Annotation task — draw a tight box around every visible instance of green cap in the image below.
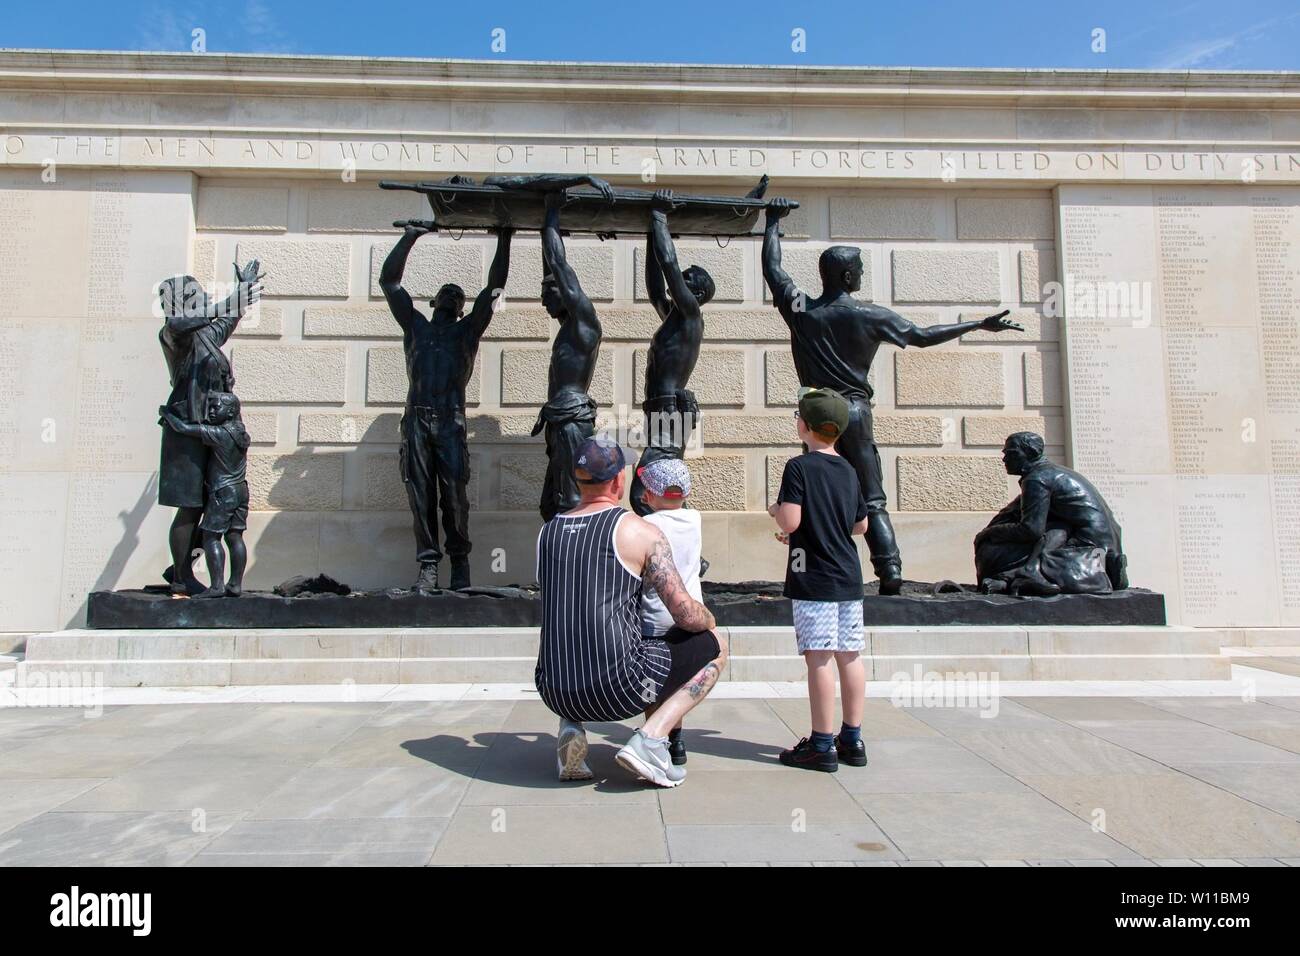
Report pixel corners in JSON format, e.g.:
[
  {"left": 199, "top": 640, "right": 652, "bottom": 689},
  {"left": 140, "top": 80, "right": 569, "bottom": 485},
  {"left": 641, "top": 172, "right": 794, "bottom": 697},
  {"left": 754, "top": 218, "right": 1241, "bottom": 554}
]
[{"left": 797, "top": 387, "right": 850, "bottom": 437}]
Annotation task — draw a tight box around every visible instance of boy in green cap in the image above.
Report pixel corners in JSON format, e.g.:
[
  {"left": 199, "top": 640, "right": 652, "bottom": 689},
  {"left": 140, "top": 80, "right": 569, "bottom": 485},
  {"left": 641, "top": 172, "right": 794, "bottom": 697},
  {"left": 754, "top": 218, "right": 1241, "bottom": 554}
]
[{"left": 768, "top": 387, "right": 871, "bottom": 772}]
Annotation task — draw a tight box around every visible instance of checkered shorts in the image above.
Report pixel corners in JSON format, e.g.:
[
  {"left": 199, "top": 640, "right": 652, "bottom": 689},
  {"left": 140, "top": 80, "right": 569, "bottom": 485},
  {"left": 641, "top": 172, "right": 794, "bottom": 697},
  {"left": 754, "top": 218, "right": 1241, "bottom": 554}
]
[{"left": 792, "top": 599, "right": 865, "bottom": 654}]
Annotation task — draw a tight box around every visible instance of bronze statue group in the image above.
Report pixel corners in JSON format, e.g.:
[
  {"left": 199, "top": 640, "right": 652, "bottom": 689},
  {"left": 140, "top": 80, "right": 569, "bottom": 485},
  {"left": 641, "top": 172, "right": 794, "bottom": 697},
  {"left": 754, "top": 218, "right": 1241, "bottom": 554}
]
[{"left": 154, "top": 174, "right": 1128, "bottom": 784}]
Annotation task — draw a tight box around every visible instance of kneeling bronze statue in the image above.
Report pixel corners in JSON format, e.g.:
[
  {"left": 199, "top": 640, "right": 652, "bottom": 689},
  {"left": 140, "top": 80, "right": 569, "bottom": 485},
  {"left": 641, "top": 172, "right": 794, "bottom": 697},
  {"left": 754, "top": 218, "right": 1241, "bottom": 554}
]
[{"left": 975, "top": 432, "right": 1128, "bottom": 597}]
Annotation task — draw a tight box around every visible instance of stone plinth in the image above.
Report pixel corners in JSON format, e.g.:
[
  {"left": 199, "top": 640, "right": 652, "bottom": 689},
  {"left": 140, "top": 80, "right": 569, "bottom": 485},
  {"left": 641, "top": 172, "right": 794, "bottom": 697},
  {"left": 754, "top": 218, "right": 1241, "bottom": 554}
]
[{"left": 84, "top": 581, "right": 1166, "bottom": 630}]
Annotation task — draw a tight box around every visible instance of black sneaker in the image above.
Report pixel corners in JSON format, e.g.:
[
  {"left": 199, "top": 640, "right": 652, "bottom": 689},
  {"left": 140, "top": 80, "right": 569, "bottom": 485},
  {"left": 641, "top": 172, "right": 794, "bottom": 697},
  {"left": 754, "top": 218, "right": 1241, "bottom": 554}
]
[
  {"left": 668, "top": 734, "right": 687, "bottom": 766},
  {"left": 779, "top": 738, "right": 838, "bottom": 773},
  {"left": 835, "top": 736, "right": 868, "bottom": 767}
]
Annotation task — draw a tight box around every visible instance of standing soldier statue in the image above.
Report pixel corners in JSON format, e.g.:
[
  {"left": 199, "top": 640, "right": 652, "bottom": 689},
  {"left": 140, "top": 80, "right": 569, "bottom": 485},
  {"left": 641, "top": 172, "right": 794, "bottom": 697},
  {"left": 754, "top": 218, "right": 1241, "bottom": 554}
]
[
  {"left": 379, "top": 219, "right": 513, "bottom": 592},
  {"left": 762, "top": 199, "right": 1022, "bottom": 594}
]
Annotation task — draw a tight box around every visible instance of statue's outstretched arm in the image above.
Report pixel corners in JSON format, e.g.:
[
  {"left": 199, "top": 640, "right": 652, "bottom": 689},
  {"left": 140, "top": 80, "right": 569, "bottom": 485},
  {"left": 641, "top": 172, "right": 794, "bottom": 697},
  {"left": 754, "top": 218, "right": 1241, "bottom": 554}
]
[
  {"left": 905, "top": 310, "right": 1022, "bottom": 348},
  {"left": 644, "top": 227, "right": 670, "bottom": 321},
  {"left": 486, "top": 173, "right": 614, "bottom": 202},
  {"left": 381, "top": 225, "right": 427, "bottom": 331},
  {"left": 649, "top": 192, "right": 699, "bottom": 321},
  {"left": 541, "top": 193, "right": 593, "bottom": 322},
  {"left": 464, "top": 227, "right": 514, "bottom": 340},
  {"left": 762, "top": 201, "right": 802, "bottom": 319}
]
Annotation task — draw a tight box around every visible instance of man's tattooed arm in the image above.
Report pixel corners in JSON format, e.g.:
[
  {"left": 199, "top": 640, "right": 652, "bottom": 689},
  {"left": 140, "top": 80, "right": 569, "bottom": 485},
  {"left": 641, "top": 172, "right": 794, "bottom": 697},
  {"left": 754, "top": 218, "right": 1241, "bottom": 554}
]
[{"left": 643, "top": 530, "right": 715, "bottom": 633}]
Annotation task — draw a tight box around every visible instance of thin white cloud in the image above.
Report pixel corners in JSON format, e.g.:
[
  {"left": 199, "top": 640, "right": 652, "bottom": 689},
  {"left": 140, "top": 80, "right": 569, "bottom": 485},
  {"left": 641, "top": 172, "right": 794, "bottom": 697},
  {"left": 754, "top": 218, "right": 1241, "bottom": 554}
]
[
  {"left": 239, "top": 0, "right": 298, "bottom": 53},
  {"left": 1157, "top": 35, "right": 1239, "bottom": 69},
  {"left": 133, "top": 0, "right": 298, "bottom": 54},
  {"left": 1153, "top": 11, "right": 1300, "bottom": 69},
  {"left": 134, "top": 5, "right": 201, "bottom": 52}
]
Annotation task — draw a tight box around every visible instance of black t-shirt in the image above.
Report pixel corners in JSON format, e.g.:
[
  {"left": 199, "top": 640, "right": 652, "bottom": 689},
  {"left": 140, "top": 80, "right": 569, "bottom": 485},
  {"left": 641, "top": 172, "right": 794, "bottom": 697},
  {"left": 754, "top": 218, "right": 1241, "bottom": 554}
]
[{"left": 778, "top": 451, "right": 869, "bottom": 601}]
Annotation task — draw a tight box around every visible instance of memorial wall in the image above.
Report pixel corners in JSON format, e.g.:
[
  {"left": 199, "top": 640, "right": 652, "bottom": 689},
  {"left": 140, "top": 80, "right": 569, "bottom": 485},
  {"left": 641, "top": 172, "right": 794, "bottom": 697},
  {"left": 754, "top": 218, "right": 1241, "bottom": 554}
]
[
  {"left": 1059, "top": 183, "right": 1300, "bottom": 626},
  {"left": 0, "top": 52, "right": 1297, "bottom": 635}
]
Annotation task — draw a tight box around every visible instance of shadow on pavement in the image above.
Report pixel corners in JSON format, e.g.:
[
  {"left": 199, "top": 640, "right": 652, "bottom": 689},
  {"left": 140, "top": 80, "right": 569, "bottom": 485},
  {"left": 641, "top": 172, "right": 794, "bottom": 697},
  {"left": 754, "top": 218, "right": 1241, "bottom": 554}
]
[{"left": 401, "top": 724, "right": 782, "bottom": 790}]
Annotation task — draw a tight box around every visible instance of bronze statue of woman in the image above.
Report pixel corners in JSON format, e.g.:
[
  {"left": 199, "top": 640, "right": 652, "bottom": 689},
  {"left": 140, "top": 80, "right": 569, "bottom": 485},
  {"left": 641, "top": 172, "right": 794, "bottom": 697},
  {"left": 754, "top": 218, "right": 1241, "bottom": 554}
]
[{"left": 156, "top": 261, "right": 263, "bottom": 595}]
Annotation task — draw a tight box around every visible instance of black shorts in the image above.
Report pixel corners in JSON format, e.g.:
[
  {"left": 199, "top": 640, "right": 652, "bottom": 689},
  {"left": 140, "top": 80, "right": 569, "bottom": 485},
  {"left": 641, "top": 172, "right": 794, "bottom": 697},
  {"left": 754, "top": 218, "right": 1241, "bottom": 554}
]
[{"left": 654, "top": 627, "right": 721, "bottom": 703}]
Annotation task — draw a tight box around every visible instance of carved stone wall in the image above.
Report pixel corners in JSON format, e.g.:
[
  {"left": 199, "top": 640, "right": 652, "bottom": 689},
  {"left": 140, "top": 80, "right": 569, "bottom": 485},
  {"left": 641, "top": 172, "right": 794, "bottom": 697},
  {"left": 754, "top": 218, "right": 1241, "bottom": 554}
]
[{"left": 2, "top": 51, "right": 1298, "bottom": 631}]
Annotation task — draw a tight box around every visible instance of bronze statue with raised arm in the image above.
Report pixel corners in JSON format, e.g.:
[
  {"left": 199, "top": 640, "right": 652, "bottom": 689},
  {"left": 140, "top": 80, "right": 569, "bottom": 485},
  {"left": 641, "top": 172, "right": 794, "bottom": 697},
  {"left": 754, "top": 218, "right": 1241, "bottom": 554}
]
[
  {"left": 491, "top": 174, "right": 609, "bottom": 521},
  {"left": 629, "top": 188, "right": 714, "bottom": 517},
  {"left": 156, "top": 260, "right": 262, "bottom": 596},
  {"left": 380, "top": 219, "right": 513, "bottom": 591},
  {"left": 762, "top": 199, "right": 1023, "bottom": 594}
]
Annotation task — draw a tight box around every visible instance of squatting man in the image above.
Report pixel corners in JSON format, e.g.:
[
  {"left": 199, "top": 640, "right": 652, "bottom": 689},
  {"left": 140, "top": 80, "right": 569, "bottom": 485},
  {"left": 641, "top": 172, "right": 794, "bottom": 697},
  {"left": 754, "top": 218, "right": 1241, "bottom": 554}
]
[{"left": 534, "top": 437, "right": 727, "bottom": 788}]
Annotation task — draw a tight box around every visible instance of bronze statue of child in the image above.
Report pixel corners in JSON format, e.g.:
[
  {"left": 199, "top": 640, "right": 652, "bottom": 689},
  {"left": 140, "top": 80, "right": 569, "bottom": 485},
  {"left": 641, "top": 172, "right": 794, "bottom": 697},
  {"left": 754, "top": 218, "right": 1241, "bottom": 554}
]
[{"left": 159, "top": 392, "right": 251, "bottom": 599}]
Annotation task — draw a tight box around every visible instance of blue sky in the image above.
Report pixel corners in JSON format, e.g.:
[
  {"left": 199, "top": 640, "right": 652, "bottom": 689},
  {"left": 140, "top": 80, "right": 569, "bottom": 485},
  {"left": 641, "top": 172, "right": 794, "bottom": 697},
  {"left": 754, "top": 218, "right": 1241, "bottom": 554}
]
[{"left": 3, "top": 0, "right": 1298, "bottom": 69}]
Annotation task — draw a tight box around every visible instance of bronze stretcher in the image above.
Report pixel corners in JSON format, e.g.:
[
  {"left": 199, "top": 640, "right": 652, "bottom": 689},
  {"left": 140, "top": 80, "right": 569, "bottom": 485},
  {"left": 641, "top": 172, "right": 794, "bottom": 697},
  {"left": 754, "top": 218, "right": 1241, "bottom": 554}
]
[{"left": 378, "top": 177, "right": 797, "bottom": 238}]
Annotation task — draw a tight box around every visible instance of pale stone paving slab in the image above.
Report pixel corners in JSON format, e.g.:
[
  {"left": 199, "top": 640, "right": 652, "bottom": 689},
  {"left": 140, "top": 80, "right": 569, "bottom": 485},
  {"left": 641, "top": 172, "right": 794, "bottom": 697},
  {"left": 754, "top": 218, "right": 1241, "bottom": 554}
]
[
  {"left": 2, "top": 695, "right": 1300, "bottom": 865},
  {"left": 657, "top": 770, "right": 867, "bottom": 825},
  {"left": 854, "top": 791, "right": 1140, "bottom": 861},
  {"left": 0, "top": 811, "right": 244, "bottom": 866},
  {"left": 0, "top": 778, "right": 107, "bottom": 836},
  {"left": 195, "top": 819, "right": 446, "bottom": 865},
  {"left": 0, "top": 731, "right": 195, "bottom": 779},
  {"left": 248, "top": 766, "right": 473, "bottom": 820},
  {"left": 1014, "top": 773, "right": 1300, "bottom": 859},
  {"left": 831, "top": 737, "right": 1029, "bottom": 795},
  {"left": 667, "top": 823, "right": 904, "bottom": 864},
  {"left": 1172, "top": 762, "right": 1300, "bottom": 819},
  {"left": 434, "top": 805, "right": 669, "bottom": 866}
]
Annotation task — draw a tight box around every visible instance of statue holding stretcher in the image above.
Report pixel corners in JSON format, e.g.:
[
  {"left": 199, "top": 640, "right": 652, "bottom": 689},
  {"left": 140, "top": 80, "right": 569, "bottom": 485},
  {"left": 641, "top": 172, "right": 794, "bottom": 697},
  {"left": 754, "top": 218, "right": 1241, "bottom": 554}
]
[{"left": 377, "top": 173, "right": 794, "bottom": 549}]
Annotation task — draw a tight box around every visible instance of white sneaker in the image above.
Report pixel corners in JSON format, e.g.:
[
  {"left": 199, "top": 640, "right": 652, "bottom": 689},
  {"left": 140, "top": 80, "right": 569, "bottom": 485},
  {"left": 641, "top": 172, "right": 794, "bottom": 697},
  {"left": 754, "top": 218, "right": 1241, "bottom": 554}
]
[
  {"left": 556, "top": 719, "right": 593, "bottom": 781},
  {"left": 615, "top": 729, "right": 686, "bottom": 788}
]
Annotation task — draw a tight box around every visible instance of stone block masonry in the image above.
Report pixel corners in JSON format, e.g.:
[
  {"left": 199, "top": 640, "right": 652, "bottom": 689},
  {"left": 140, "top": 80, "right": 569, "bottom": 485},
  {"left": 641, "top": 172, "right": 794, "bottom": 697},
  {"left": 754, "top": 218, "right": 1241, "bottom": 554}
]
[
  {"left": 194, "top": 180, "right": 1060, "bottom": 522},
  {"left": 2, "top": 50, "right": 1296, "bottom": 633}
]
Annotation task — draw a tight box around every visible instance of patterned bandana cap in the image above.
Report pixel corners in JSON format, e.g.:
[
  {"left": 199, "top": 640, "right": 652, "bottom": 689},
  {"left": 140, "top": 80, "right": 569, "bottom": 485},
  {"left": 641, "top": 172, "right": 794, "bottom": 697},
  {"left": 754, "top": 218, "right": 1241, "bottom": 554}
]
[
  {"left": 574, "top": 436, "right": 626, "bottom": 481},
  {"left": 637, "top": 458, "right": 692, "bottom": 498}
]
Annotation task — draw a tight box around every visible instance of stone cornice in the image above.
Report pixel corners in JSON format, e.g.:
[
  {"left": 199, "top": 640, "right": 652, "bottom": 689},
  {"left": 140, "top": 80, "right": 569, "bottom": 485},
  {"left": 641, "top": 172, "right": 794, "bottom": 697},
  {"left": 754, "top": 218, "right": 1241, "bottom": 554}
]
[{"left": 1, "top": 49, "right": 1298, "bottom": 109}]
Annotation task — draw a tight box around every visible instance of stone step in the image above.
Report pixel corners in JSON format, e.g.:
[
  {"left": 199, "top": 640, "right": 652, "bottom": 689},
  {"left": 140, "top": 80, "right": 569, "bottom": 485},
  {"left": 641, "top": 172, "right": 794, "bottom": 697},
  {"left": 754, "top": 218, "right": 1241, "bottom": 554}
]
[
  {"left": 1222, "top": 628, "right": 1300, "bottom": 647},
  {"left": 19, "top": 625, "right": 1232, "bottom": 686}
]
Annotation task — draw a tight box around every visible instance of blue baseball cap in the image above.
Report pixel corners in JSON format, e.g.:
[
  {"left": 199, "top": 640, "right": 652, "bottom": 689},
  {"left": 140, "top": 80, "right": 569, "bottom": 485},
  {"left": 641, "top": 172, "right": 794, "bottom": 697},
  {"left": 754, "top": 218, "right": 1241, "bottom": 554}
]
[{"left": 575, "top": 436, "right": 626, "bottom": 482}]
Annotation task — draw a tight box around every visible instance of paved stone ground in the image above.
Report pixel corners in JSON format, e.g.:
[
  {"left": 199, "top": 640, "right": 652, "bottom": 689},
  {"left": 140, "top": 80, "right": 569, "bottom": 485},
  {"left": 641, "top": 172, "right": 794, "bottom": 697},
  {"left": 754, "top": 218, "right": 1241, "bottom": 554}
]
[{"left": 1, "top": 695, "right": 1299, "bottom": 866}]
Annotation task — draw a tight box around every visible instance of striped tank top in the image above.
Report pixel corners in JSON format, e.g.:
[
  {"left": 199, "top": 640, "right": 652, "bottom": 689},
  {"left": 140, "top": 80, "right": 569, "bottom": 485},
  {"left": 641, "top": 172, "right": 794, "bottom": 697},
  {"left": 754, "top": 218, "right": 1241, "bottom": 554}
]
[{"left": 535, "top": 505, "right": 671, "bottom": 722}]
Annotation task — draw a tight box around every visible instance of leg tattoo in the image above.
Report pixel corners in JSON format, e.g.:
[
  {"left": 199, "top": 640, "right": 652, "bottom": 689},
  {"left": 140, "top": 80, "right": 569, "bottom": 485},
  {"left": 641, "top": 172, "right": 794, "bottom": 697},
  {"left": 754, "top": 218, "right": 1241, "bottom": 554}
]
[{"left": 685, "top": 662, "right": 721, "bottom": 700}]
